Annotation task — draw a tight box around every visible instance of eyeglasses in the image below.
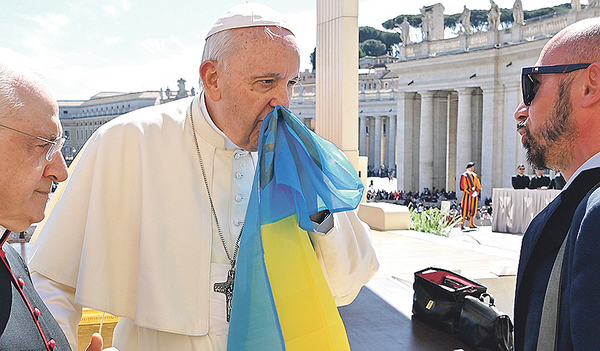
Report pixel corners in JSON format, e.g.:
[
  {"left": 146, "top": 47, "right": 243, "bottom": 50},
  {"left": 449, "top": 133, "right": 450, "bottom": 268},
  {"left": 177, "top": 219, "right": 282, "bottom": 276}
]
[
  {"left": 521, "top": 63, "right": 591, "bottom": 106},
  {"left": 0, "top": 123, "right": 66, "bottom": 161}
]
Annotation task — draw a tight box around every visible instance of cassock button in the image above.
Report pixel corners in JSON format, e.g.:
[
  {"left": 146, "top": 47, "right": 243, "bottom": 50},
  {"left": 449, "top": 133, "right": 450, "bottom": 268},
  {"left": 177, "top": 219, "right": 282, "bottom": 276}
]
[
  {"left": 234, "top": 152, "right": 241, "bottom": 160},
  {"left": 17, "top": 278, "right": 25, "bottom": 287},
  {"left": 234, "top": 219, "right": 242, "bottom": 226},
  {"left": 33, "top": 308, "right": 41, "bottom": 318},
  {"left": 235, "top": 172, "right": 243, "bottom": 179},
  {"left": 235, "top": 195, "right": 244, "bottom": 203},
  {"left": 48, "top": 339, "right": 56, "bottom": 349}
]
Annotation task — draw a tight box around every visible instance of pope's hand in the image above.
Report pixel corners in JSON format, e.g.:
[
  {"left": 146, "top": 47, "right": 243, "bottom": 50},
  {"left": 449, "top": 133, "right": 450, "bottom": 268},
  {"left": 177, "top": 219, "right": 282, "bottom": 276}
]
[{"left": 85, "top": 333, "right": 119, "bottom": 351}]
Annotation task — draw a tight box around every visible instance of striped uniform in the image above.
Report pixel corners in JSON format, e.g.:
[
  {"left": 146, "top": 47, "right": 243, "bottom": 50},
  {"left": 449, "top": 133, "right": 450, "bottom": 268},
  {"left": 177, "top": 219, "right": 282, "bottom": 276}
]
[{"left": 460, "top": 171, "right": 482, "bottom": 219}]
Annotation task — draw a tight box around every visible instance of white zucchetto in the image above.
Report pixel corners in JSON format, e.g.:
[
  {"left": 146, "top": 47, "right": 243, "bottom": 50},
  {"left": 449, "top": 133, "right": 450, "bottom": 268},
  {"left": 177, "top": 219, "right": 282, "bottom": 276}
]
[{"left": 206, "top": 3, "right": 293, "bottom": 39}]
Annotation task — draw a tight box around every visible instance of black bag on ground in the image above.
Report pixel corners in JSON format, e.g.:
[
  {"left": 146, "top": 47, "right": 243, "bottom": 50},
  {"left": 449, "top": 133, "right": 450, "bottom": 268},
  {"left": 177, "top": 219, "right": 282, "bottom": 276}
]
[
  {"left": 412, "top": 267, "right": 487, "bottom": 333},
  {"left": 456, "top": 293, "right": 514, "bottom": 351}
]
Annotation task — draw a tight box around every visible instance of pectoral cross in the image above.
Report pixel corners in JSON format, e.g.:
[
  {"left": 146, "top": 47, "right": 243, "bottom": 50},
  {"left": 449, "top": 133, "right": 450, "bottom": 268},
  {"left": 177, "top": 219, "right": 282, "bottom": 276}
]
[{"left": 214, "top": 268, "right": 235, "bottom": 322}]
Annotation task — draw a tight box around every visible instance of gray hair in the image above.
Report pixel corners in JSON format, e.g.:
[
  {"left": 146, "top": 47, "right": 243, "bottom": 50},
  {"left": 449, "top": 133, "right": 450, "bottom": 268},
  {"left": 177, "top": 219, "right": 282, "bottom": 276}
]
[
  {"left": 199, "top": 26, "right": 298, "bottom": 90},
  {"left": 199, "top": 29, "right": 241, "bottom": 90},
  {"left": 0, "top": 63, "right": 26, "bottom": 120}
]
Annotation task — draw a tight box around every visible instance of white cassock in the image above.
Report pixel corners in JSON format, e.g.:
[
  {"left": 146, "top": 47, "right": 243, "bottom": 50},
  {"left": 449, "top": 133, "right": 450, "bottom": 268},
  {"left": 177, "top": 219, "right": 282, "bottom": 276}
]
[{"left": 29, "top": 93, "right": 379, "bottom": 351}]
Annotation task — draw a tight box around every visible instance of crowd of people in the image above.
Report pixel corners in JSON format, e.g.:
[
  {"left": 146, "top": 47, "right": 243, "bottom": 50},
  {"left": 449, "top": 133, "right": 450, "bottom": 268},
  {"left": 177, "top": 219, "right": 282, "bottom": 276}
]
[{"left": 366, "top": 177, "right": 493, "bottom": 226}]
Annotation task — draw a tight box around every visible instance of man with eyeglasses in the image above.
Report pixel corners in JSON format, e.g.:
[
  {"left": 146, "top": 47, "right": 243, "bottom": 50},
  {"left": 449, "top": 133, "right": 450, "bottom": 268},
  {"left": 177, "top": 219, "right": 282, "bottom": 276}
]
[
  {"left": 511, "top": 164, "right": 530, "bottom": 189},
  {"left": 0, "top": 61, "right": 108, "bottom": 350},
  {"left": 513, "top": 18, "right": 600, "bottom": 350}
]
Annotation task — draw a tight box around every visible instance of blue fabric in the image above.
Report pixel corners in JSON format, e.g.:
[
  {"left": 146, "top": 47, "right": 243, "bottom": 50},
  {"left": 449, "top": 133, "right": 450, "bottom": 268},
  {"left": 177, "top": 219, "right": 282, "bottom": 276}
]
[{"left": 226, "top": 106, "right": 363, "bottom": 350}]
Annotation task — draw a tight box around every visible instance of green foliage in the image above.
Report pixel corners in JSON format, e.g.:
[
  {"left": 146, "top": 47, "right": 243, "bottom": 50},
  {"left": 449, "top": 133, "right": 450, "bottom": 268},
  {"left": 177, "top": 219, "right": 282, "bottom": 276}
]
[
  {"left": 360, "top": 39, "right": 387, "bottom": 57},
  {"left": 409, "top": 205, "right": 459, "bottom": 237},
  {"left": 359, "top": 26, "right": 401, "bottom": 53},
  {"left": 380, "top": 3, "right": 572, "bottom": 34},
  {"left": 310, "top": 47, "right": 316, "bottom": 72},
  {"left": 382, "top": 15, "right": 422, "bottom": 31},
  {"left": 526, "top": 3, "right": 570, "bottom": 18},
  {"left": 444, "top": 13, "right": 462, "bottom": 31}
]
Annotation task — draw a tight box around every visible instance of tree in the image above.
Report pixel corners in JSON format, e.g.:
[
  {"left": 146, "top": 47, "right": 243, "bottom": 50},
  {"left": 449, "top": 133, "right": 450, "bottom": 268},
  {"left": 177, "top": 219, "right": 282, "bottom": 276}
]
[
  {"left": 360, "top": 39, "right": 387, "bottom": 57},
  {"left": 359, "top": 26, "right": 401, "bottom": 54},
  {"left": 310, "top": 47, "right": 316, "bottom": 72},
  {"left": 380, "top": 3, "right": 571, "bottom": 35}
]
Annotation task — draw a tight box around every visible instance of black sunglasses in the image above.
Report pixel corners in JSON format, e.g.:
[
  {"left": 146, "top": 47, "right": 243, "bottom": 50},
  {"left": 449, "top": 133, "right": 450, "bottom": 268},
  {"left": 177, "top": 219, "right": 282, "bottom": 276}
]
[{"left": 521, "top": 63, "right": 591, "bottom": 106}]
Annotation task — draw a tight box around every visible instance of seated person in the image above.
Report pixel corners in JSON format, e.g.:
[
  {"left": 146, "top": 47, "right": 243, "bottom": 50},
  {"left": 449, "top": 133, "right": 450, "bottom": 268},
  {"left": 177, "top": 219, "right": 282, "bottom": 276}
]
[
  {"left": 512, "top": 164, "right": 530, "bottom": 189},
  {"left": 551, "top": 170, "right": 566, "bottom": 190},
  {"left": 529, "top": 169, "right": 551, "bottom": 189}
]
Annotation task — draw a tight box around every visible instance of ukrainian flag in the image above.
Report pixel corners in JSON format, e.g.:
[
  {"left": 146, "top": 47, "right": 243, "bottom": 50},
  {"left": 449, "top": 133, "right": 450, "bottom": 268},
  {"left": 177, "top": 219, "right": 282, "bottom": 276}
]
[{"left": 227, "top": 106, "right": 364, "bottom": 350}]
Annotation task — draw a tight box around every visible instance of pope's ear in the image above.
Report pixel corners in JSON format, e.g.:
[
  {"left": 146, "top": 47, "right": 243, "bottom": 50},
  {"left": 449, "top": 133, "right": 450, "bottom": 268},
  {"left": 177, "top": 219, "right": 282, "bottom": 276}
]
[
  {"left": 200, "top": 61, "right": 221, "bottom": 102},
  {"left": 582, "top": 63, "right": 600, "bottom": 108}
]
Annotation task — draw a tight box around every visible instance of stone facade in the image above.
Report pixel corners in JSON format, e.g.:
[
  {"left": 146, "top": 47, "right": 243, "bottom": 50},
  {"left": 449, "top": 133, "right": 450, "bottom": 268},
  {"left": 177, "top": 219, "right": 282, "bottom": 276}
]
[{"left": 291, "top": 6, "right": 600, "bottom": 200}]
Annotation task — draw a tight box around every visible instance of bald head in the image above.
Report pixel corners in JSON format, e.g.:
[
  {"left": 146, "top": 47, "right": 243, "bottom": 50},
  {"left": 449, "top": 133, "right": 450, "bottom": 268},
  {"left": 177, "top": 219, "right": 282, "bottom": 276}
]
[{"left": 541, "top": 17, "right": 600, "bottom": 64}]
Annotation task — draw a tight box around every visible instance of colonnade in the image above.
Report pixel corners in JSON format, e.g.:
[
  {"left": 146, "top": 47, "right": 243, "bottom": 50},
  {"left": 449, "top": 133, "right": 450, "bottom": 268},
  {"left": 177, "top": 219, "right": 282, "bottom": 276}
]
[
  {"left": 359, "top": 114, "right": 397, "bottom": 173},
  {"left": 396, "top": 87, "right": 487, "bottom": 196},
  {"left": 360, "top": 87, "right": 496, "bottom": 196}
]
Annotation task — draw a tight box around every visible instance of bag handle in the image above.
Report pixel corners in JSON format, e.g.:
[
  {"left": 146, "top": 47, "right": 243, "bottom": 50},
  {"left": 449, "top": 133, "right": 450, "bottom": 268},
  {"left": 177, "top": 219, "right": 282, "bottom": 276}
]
[{"left": 479, "top": 292, "right": 495, "bottom": 305}]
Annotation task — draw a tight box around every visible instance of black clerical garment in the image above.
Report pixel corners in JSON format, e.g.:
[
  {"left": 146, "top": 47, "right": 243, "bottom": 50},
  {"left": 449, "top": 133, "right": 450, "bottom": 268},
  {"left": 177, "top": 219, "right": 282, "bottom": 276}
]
[
  {"left": 512, "top": 174, "right": 530, "bottom": 189},
  {"left": 0, "top": 230, "right": 71, "bottom": 351},
  {"left": 551, "top": 173, "right": 566, "bottom": 190},
  {"left": 514, "top": 168, "right": 600, "bottom": 351},
  {"left": 528, "top": 175, "right": 551, "bottom": 189}
]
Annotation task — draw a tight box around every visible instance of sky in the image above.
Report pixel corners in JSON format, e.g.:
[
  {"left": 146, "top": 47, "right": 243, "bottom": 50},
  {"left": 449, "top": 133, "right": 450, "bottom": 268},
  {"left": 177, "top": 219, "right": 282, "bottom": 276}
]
[{"left": 0, "top": 0, "right": 572, "bottom": 100}]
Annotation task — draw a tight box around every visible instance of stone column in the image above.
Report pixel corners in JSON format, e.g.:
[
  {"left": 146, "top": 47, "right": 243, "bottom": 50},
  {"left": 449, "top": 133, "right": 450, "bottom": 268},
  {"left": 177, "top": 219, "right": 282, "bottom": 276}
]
[
  {"left": 368, "top": 117, "right": 375, "bottom": 167},
  {"left": 504, "top": 82, "right": 521, "bottom": 188},
  {"left": 455, "top": 87, "right": 473, "bottom": 191},
  {"left": 374, "top": 115, "right": 382, "bottom": 170},
  {"left": 446, "top": 92, "right": 458, "bottom": 192},
  {"left": 316, "top": 0, "right": 360, "bottom": 166},
  {"left": 359, "top": 115, "right": 367, "bottom": 156},
  {"left": 481, "top": 85, "right": 497, "bottom": 199},
  {"left": 419, "top": 91, "right": 435, "bottom": 192},
  {"left": 387, "top": 115, "right": 397, "bottom": 174},
  {"left": 396, "top": 93, "right": 411, "bottom": 191}
]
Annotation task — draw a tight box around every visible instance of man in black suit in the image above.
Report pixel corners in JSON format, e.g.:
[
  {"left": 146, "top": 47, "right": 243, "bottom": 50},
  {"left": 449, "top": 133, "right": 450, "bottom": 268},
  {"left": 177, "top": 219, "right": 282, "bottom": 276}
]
[
  {"left": 528, "top": 169, "right": 551, "bottom": 189},
  {"left": 513, "top": 18, "right": 600, "bottom": 350},
  {"left": 551, "top": 170, "right": 566, "bottom": 189},
  {"left": 512, "top": 164, "right": 530, "bottom": 189},
  {"left": 0, "top": 61, "right": 106, "bottom": 350}
]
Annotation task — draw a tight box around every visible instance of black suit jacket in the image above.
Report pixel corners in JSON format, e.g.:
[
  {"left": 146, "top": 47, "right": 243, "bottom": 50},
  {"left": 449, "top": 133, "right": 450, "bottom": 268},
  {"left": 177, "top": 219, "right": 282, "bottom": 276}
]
[
  {"left": 512, "top": 174, "right": 530, "bottom": 189},
  {"left": 528, "top": 175, "right": 551, "bottom": 189},
  {"left": 514, "top": 168, "right": 600, "bottom": 351},
  {"left": 0, "top": 235, "right": 71, "bottom": 351}
]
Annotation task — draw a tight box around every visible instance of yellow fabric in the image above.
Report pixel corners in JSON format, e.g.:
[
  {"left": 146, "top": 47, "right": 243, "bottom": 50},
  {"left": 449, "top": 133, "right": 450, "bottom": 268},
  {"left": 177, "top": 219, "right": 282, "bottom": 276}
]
[{"left": 261, "top": 215, "right": 350, "bottom": 351}]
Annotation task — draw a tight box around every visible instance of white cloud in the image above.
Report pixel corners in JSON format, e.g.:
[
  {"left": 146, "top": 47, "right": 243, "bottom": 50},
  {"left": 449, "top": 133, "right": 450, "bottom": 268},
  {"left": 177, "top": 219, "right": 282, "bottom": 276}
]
[
  {"left": 30, "top": 13, "right": 70, "bottom": 37},
  {"left": 120, "top": 0, "right": 131, "bottom": 12},
  {"left": 104, "top": 36, "right": 123, "bottom": 45},
  {"left": 137, "top": 38, "right": 169, "bottom": 55},
  {"left": 103, "top": 0, "right": 131, "bottom": 16},
  {"left": 103, "top": 5, "right": 117, "bottom": 16}
]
